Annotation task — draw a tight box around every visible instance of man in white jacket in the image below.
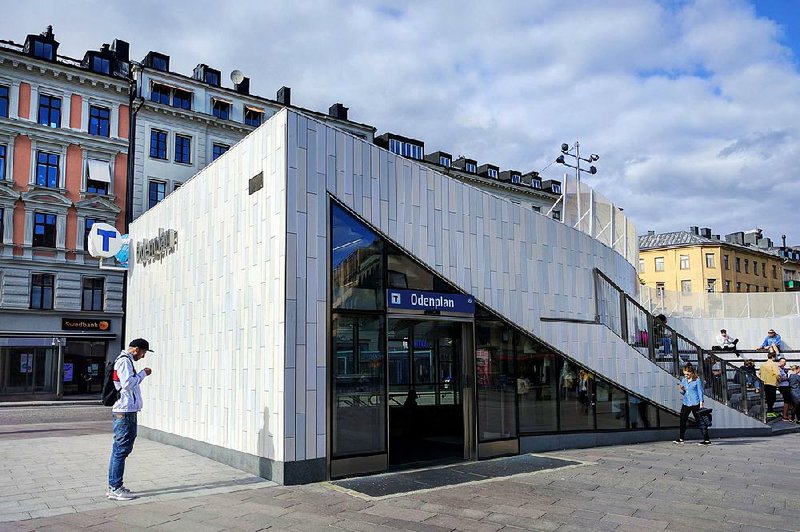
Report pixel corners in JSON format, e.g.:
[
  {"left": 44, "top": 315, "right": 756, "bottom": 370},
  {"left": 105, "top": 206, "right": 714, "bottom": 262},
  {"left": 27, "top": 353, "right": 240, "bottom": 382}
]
[{"left": 106, "top": 338, "right": 153, "bottom": 501}]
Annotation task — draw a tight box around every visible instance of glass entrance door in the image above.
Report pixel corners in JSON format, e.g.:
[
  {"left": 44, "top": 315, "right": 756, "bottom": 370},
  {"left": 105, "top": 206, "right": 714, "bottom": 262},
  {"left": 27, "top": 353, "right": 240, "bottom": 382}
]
[{"left": 388, "top": 319, "right": 466, "bottom": 467}]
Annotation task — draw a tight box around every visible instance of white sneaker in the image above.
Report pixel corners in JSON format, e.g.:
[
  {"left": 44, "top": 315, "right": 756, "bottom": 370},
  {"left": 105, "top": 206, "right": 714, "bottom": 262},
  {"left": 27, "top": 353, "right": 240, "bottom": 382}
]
[
  {"left": 672, "top": 439, "right": 684, "bottom": 444},
  {"left": 107, "top": 486, "right": 135, "bottom": 500}
]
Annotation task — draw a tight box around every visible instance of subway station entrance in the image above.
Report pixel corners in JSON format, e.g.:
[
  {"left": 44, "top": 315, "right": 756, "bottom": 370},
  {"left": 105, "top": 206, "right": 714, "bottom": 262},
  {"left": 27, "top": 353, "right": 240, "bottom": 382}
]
[{"left": 387, "top": 318, "right": 474, "bottom": 468}]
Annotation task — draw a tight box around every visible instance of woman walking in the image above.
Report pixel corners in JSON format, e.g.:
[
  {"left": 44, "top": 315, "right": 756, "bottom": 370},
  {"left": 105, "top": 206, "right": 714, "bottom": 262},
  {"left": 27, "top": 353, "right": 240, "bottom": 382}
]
[{"left": 674, "top": 363, "right": 711, "bottom": 445}]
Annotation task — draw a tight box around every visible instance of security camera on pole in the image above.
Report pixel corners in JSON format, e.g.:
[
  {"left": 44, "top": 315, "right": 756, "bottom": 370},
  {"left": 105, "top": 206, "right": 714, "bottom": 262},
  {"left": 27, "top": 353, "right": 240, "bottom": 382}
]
[{"left": 555, "top": 142, "right": 599, "bottom": 233}]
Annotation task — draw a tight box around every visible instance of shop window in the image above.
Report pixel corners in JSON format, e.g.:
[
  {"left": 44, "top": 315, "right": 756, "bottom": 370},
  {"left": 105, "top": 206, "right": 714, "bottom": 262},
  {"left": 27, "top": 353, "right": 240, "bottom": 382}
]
[
  {"left": 517, "top": 338, "right": 558, "bottom": 433},
  {"left": 595, "top": 379, "right": 627, "bottom": 430},
  {"left": 558, "top": 359, "right": 595, "bottom": 431},
  {"left": 331, "top": 202, "right": 384, "bottom": 310},
  {"left": 82, "top": 277, "right": 104, "bottom": 311},
  {"left": 38, "top": 94, "right": 61, "bottom": 128},
  {"left": 33, "top": 212, "right": 56, "bottom": 248},
  {"left": 331, "top": 314, "right": 385, "bottom": 457},
  {"left": 475, "top": 321, "right": 517, "bottom": 441},
  {"left": 30, "top": 273, "right": 54, "bottom": 309},
  {"left": 88, "top": 105, "right": 110, "bottom": 136},
  {"left": 628, "top": 396, "right": 656, "bottom": 429}
]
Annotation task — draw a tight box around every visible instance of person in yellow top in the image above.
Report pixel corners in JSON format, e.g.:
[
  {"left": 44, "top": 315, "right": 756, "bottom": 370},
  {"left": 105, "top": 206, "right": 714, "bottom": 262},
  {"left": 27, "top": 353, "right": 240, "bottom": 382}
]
[{"left": 759, "top": 353, "right": 780, "bottom": 417}]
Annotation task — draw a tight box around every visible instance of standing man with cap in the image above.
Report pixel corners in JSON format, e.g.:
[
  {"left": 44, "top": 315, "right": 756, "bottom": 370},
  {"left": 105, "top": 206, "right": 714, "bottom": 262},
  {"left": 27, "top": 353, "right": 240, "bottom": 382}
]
[{"left": 106, "top": 338, "right": 153, "bottom": 500}]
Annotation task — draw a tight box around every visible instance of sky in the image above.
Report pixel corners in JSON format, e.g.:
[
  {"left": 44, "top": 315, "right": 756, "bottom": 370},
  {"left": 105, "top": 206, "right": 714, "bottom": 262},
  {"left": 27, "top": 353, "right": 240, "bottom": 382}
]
[{"left": 3, "top": 0, "right": 799, "bottom": 244}]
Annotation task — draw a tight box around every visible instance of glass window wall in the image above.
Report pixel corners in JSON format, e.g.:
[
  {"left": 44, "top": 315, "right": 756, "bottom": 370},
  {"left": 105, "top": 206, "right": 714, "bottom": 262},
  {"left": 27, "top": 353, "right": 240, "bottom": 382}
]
[
  {"left": 516, "top": 337, "right": 557, "bottom": 433},
  {"left": 331, "top": 204, "right": 383, "bottom": 310},
  {"left": 559, "top": 359, "right": 595, "bottom": 431},
  {"left": 475, "top": 321, "right": 517, "bottom": 441},
  {"left": 596, "top": 379, "right": 628, "bottom": 430}
]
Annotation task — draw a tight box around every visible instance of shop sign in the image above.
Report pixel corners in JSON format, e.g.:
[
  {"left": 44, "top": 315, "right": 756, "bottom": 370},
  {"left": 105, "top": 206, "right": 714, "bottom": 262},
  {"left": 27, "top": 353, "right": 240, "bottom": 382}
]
[
  {"left": 387, "top": 289, "right": 475, "bottom": 314},
  {"left": 61, "top": 319, "right": 111, "bottom": 332},
  {"left": 87, "top": 223, "right": 123, "bottom": 259},
  {"left": 136, "top": 228, "right": 178, "bottom": 267}
]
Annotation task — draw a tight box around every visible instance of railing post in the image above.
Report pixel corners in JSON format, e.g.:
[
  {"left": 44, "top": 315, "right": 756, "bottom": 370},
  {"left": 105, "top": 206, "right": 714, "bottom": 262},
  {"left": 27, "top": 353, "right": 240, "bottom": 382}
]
[
  {"left": 671, "top": 330, "right": 680, "bottom": 376},
  {"left": 761, "top": 383, "right": 767, "bottom": 423},
  {"left": 647, "top": 314, "right": 656, "bottom": 363},
  {"left": 720, "top": 358, "right": 729, "bottom": 406},
  {"left": 741, "top": 367, "right": 749, "bottom": 415}
]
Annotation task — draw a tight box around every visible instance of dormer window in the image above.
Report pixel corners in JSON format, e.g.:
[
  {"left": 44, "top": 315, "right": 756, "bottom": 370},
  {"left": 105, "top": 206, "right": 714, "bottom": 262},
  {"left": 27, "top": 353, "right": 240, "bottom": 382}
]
[
  {"left": 205, "top": 71, "right": 220, "bottom": 86},
  {"left": 465, "top": 162, "right": 477, "bottom": 173},
  {"left": 531, "top": 180, "right": 542, "bottom": 189},
  {"left": 439, "top": 156, "right": 450, "bottom": 167},
  {"left": 511, "top": 174, "right": 521, "bottom": 184},
  {"left": 487, "top": 168, "right": 498, "bottom": 179},
  {"left": 244, "top": 107, "right": 264, "bottom": 127},
  {"left": 551, "top": 184, "right": 561, "bottom": 194},
  {"left": 34, "top": 40, "right": 54, "bottom": 60},
  {"left": 91, "top": 56, "right": 110, "bottom": 74},
  {"left": 212, "top": 99, "right": 230, "bottom": 120},
  {"left": 152, "top": 56, "right": 168, "bottom": 71},
  {"left": 389, "top": 139, "right": 402, "bottom": 155}
]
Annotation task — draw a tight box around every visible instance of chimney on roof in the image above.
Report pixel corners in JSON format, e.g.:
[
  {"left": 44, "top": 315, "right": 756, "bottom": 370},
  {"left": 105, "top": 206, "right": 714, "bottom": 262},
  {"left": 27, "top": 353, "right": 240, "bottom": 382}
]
[
  {"left": 783, "top": 234, "right": 788, "bottom": 247},
  {"left": 690, "top": 226, "right": 699, "bottom": 235},
  {"left": 233, "top": 76, "right": 250, "bottom": 95},
  {"left": 329, "top": 103, "right": 348, "bottom": 120},
  {"left": 111, "top": 39, "right": 129, "bottom": 63},
  {"left": 276, "top": 86, "right": 291, "bottom": 106},
  {"left": 712, "top": 234, "right": 720, "bottom": 241},
  {"left": 647, "top": 230, "right": 655, "bottom": 236},
  {"left": 700, "top": 227, "right": 712, "bottom": 238},
  {"left": 725, "top": 232, "right": 745, "bottom": 245},
  {"left": 43, "top": 25, "right": 54, "bottom": 39}
]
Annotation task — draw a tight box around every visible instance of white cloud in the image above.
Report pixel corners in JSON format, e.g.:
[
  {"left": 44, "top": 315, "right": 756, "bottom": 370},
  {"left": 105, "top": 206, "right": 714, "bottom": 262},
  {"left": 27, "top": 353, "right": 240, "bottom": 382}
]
[{"left": 2, "top": 0, "right": 799, "bottom": 242}]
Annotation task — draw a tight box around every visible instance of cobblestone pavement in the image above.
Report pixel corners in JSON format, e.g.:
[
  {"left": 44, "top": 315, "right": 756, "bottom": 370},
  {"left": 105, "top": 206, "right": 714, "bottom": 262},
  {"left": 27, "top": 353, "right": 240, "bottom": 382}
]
[{"left": 1, "top": 428, "right": 799, "bottom": 531}]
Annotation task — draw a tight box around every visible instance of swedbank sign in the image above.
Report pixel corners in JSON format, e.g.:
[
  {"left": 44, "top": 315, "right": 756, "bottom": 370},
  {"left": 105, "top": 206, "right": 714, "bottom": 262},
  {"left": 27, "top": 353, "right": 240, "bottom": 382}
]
[{"left": 136, "top": 228, "right": 178, "bottom": 266}]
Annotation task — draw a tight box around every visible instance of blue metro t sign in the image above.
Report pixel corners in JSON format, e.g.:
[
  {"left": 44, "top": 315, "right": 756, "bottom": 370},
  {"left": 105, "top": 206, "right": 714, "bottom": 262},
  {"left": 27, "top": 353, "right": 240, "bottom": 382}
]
[{"left": 387, "top": 289, "right": 475, "bottom": 314}]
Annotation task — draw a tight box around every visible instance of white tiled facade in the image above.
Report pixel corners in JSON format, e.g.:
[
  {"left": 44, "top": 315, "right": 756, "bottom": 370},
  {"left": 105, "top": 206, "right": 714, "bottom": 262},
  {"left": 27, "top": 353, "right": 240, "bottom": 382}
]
[{"left": 128, "top": 109, "right": 764, "bottom": 483}]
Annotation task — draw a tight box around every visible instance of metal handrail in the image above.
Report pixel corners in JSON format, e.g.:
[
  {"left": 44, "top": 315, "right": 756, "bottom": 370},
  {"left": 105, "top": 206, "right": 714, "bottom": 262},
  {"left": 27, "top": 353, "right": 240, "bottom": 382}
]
[{"left": 594, "top": 269, "right": 767, "bottom": 423}]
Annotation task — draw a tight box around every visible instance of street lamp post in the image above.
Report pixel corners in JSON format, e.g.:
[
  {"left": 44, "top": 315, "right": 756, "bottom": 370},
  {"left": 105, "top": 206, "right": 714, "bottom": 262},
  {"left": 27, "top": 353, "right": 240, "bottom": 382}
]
[
  {"left": 52, "top": 337, "right": 66, "bottom": 398},
  {"left": 555, "top": 141, "right": 599, "bottom": 231}
]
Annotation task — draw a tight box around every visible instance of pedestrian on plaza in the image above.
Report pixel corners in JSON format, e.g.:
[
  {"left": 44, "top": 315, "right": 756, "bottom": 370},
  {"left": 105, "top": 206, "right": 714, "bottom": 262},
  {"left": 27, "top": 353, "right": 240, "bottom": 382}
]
[
  {"left": 712, "top": 329, "right": 739, "bottom": 352},
  {"left": 777, "top": 358, "right": 794, "bottom": 422},
  {"left": 756, "top": 329, "right": 782, "bottom": 356},
  {"left": 674, "top": 363, "right": 711, "bottom": 445},
  {"left": 788, "top": 366, "right": 800, "bottom": 423},
  {"left": 107, "top": 338, "right": 153, "bottom": 501},
  {"left": 741, "top": 359, "right": 760, "bottom": 392},
  {"left": 758, "top": 353, "right": 780, "bottom": 418}
]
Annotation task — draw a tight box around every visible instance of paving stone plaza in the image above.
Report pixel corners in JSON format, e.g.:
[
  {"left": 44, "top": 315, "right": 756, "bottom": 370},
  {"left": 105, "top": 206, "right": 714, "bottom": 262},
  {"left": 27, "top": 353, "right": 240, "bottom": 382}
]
[{"left": 1, "top": 415, "right": 799, "bottom": 531}]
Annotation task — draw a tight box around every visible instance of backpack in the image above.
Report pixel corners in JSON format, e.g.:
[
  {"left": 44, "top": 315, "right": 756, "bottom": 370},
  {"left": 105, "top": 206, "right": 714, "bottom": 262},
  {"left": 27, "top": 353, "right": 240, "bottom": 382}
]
[{"left": 101, "top": 354, "right": 132, "bottom": 406}]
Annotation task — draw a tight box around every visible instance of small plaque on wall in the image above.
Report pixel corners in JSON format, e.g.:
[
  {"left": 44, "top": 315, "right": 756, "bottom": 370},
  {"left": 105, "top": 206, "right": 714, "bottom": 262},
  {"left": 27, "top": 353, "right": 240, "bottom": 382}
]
[{"left": 249, "top": 172, "right": 264, "bottom": 195}]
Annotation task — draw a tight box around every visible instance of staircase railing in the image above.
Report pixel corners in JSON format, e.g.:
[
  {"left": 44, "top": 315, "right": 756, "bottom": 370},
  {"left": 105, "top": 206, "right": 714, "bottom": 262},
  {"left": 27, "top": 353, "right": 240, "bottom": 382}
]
[{"left": 594, "top": 269, "right": 766, "bottom": 423}]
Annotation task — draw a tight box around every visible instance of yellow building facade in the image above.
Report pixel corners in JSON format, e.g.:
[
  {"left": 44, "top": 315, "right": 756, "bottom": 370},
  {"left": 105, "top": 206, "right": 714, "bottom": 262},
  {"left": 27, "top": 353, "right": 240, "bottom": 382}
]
[{"left": 639, "top": 233, "right": 785, "bottom": 294}]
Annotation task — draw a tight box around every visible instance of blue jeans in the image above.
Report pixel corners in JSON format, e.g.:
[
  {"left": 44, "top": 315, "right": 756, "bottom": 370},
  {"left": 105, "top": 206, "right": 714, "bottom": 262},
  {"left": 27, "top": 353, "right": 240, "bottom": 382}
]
[{"left": 108, "top": 412, "right": 137, "bottom": 489}]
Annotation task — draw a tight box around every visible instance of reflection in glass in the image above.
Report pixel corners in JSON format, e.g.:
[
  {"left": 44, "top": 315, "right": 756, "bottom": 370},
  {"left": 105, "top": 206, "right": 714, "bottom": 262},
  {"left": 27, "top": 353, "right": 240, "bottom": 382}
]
[
  {"left": 659, "top": 408, "right": 680, "bottom": 428},
  {"left": 387, "top": 243, "right": 457, "bottom": 293},
  {"left": 476, "top": 321, "right": 517, "bottom": 441},
  {"left": 559, "top": 359, "right": 595, "bottom": 431},
  {"left": 331, "top": 315, "right": 385, "bottom": 457},
  {"left": 517, "top": 337, "right": 557, "bottom": 433},
  {"left": 596, "top": 379, "right": 627, "bottom": 429},
  {"left": 628, "top": 396, "right": 655, "bottom": 429},
  {"left": 331, "top": 203, "right": 383, "bottom": 310}
]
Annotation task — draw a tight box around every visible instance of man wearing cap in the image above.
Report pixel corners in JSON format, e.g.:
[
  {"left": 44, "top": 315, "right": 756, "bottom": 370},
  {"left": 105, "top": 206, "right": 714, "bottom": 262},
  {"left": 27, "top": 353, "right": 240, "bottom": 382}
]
[
  {"left": 756, "top": 329, "right": 782, "bottom": 356},
  {"left": 106, "top": 338, "right": 153, "bottom": 501}
]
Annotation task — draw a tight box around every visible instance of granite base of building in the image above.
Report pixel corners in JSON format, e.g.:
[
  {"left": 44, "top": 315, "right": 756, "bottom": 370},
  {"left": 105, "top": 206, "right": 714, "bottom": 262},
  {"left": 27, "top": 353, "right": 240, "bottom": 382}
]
[
  {"left": 138, "top": 426, "right": 326, "bottom": 485},
  {"left": 520, "top": 426, "right": 773, "bottom": 453}
]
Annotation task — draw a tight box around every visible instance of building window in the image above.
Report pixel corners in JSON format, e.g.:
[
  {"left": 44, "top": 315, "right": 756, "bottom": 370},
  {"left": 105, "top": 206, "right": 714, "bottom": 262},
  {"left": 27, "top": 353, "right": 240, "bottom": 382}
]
[
  {"left": 639, "top": 259, "right": 645, "bottom": 273},
  {"left": 552, "top": 210, "right": 561, "bottom": 221},
  {"left": 531, "top": 180, "right": 542, "bottom": 189},
  {"left": 151, "top": 56, "right": 168, "bottom": 72},
  {"left": 212, "top": 143, "right": 229, "bottom": 161},
  {"left": 487, "top": 168, "right": 498, "bottom": 179},
  {"left": 205, "top": 71, "right": 220, "bottom": 86},
  {"left": 149, "top": 129, "right": 167, "bottom": 160},
  {"left": 38, "top": 95, "right": 61, "bottom": 128},
  {"left": 244, "top": 107, "right": 263, "bottom": 127},
  {"left": 755, "top": 286, "right": 759, "bottom": 293},
  {"left": 655, "top": 257, "right": 664, "bottom": 272},
  {"left": 388, "top": 139, "right": 402, "bottom": 155},
  {"left": 762, "top": 262, "right": 767, "bottom": 278},
  {"left": 33, "top": 212, "right": 57, "bottom": 248},
  {"left": 174, "top": 134, "right": 191, "bottom": 164},
  {"left": 91, "top": 56, "right": 110, "bottom": 74},
  {"left": 174, "top": 182, "right": 182, "bottom": 192},
  {"left": 30, "top": 273, "right": 54, "bottom": 309},
  {"left": 656, "top": 282, "right": 665, "bottom": 296},
  {"left": 736, "top": 282, "right": 741, "bottom": 292},
  {"left": 86, "top": 178, "right": 108, "bottom": 195},
  {"left": 33, "top": 41, "right": 54, "bottom": 60},
  {"left": 82, "top": 277, "right": 104, "bottom": 311},
  {"left": 84, "top": 218, "right": 96, "bottom": 251},
  {"left": 512, "top": 174, "right": 521, "bottom": 184},
  {"left": 773, "top": 265, "right": 778, "bottom": 279},
  {"left": 0, "top": 145, "right": 6, "bottom": 181},
  {"left": 439, "top": 156, "right": 450, "bottom": 167},
  {"left": 705, "top": 253, "right": 715, "bottom": 268},
  {"left": 746, "top": 283, "right": 751, "bottom": 292},
  {"left": 681, "top": 280, "right": 692, "bottom": 294},
  {"left": 35, "top": 151, "right": 60, "bottom": 188},
  {"left": 150, "top": 83, "right": 171, "bottom": 105},
  {"left": 753, "top": 261, "right": 758, "bottom": 276},
  {"left": 148, "top": 180, "right": 166, "bottom": 208},
  {"left": 0, "top": 207, "right": 3, "bottom": 238},
  {"left": 735, "top": 257, "right": 740, "bottom": 272},
  {"left": 172, "top": 89, "right": 192, "bottom": 110},
  {"left": 532, "top": 205, "right": 541, "bottom": 213},
  {"left": 763, "top": 285, "right": 768, "bottom": 292},
  {"left": 88, "top": 105, "right": 110, "bottom": 137},
  {"left": 744, "top": 259, "right": 749, "bottom": 274},
  {"left": 465, "top": 162, "right": 477, "bottom": 173},
  {"left": 212, "top": 99, "right": 230, "bottom": 120},
  {"left": 724, "top": 280, "right": 731, "bottom": 292},
  {"left": 551, "top": 183, "right": 561, "bottom": 194},
  {"left": 707, "top": 279, "right": 716, "bottom": 293},
  {"left": 0, "top": 85, "right": 8, "bottom": 118},
  {"left": 679, "top": 255, "right": 689, "bottom": 269},
  {"left": 723, "top": 254, "right": 729, "bottom": 270},
  {"left": 86, "top": 159, "right": 111, "bottom": 195}
]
